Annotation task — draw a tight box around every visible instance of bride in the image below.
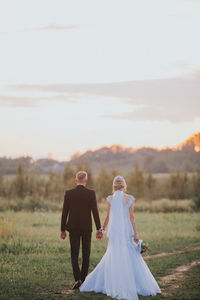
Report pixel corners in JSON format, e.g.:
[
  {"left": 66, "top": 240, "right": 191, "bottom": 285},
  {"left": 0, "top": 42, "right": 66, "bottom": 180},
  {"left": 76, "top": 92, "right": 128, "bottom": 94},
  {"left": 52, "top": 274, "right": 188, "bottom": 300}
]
[{"left": 80, "top": 175, "right": 161, "bottom": 300}]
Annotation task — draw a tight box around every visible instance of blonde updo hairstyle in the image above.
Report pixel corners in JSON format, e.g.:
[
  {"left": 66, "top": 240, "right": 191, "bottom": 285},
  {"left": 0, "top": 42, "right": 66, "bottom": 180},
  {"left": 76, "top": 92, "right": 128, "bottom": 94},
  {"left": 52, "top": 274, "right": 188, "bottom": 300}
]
[{"left": 112, "top": 175, "right": 127, "bottom": 193}]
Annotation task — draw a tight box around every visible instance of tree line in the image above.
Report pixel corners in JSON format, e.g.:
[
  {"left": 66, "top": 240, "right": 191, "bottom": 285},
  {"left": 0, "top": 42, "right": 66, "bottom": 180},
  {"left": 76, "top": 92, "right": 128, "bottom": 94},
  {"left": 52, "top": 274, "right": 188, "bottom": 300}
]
[{"left": 0, "top": 162, "right": 200, "bottom": 204}]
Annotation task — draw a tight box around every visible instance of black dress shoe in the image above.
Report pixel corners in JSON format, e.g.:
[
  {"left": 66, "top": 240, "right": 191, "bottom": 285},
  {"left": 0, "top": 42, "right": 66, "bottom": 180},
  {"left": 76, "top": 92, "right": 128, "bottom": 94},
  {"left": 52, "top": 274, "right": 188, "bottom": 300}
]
[{"left": 72, "top": 280, "right": 82, "bottom": 289}]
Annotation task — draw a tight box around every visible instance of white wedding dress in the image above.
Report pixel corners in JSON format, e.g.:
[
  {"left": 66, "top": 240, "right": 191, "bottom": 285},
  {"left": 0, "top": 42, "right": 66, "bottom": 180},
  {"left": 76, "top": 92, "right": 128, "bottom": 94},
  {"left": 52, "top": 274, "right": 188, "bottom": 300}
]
[{"left": 80, "top": 190, "right": 161, "bottom": 300}]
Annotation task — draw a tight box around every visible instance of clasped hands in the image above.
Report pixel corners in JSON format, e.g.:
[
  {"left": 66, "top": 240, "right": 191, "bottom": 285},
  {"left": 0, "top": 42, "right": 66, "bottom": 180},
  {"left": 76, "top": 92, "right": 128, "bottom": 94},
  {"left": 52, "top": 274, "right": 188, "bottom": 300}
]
[{"left": 96, "top": 229, "right": 104, "bottom": 240}]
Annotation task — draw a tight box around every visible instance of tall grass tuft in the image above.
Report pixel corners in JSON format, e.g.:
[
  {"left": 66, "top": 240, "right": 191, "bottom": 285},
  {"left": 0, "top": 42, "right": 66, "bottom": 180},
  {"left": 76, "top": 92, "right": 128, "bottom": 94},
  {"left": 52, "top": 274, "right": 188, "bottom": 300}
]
[{"left": 0, "top": 215, "right": 17, "bottom": 239}]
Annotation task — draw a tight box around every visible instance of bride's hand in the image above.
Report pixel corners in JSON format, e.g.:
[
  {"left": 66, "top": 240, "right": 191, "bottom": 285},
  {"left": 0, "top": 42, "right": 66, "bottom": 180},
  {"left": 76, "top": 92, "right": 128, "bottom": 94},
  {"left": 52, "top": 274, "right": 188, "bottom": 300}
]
[{"left": 133, "top": 234, "right": 139, "bottom": 243}]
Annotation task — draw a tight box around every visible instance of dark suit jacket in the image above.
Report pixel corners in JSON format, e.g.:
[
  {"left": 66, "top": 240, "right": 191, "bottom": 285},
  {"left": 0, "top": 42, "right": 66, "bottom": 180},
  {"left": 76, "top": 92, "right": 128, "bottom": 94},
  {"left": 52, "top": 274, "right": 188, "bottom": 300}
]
[{"left": 61, "top": 185, "right": 101, "bottom": 233}]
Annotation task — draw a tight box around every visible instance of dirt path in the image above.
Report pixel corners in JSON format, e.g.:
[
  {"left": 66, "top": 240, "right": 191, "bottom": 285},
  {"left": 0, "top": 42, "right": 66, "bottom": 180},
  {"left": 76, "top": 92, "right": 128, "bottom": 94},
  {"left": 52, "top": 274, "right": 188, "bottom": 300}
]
[
  {"left": 159, "top": 259, "right": 200, "bottom": 296},
  {"left": 59, "top": 289, "right": 74, "bottom": 295},
  {"left": 144, "top": 245, "right": 200, "bottom": 260},
  {"left": 53, "top": 246, "right": 200, "bottom": 297},
  {"left": 40, "top": 289, "right": 75, "bottom": 297}
]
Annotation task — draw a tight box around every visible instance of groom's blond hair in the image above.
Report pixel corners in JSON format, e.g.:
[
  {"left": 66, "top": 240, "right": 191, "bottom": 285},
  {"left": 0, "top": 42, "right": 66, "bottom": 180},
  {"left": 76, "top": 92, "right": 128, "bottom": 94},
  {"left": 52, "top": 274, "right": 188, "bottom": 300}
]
[{"left": 76, "top": 171, "right": 88, "bottom": 182}]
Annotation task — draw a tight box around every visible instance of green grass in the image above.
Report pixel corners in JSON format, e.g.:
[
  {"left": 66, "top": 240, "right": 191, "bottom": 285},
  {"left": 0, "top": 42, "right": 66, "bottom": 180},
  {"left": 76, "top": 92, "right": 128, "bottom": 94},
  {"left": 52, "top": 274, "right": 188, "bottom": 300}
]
[
  {"left": 0, "top": 210, "right": 200, "bottom": 300},
  {"left": 172, "top": 264, "right": 200, "bottom": 300}
]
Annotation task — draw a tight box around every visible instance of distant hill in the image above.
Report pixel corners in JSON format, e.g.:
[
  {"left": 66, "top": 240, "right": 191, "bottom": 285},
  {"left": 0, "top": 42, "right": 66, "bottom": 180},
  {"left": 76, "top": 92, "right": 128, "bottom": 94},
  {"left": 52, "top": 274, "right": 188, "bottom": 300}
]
[
  {"left": 0, "top": 157, "right": 65, "bottom": 175},
  {"left": 0, "top": 132, "right": 200, "bottom": 175},
  {"left": 70, "top": 131, "right": 200, "bottom": 173}
]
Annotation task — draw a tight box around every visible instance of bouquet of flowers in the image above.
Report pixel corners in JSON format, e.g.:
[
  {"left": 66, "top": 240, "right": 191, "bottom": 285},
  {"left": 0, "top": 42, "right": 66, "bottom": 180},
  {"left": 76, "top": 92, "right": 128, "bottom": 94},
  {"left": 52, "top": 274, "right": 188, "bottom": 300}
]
[
  {"left": 133, "top": 239, "right": 148, "bottom": 255},
  {"left": 140, "top": 241, "right": 148, "bottom": 254}
]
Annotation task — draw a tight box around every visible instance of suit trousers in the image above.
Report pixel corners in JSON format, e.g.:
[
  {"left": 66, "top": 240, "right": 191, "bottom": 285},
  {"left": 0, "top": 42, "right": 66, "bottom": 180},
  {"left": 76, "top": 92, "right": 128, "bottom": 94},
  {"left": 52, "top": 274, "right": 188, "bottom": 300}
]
[{"left": 69, "top": 231, "right": 92, "bottom": 282}]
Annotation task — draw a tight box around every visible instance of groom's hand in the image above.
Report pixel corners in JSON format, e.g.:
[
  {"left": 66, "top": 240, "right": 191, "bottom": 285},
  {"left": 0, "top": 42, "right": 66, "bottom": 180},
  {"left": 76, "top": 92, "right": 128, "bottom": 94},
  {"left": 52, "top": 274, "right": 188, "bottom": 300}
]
[{"left": 60, "top": 231, "right": 66, "bottom": 240}]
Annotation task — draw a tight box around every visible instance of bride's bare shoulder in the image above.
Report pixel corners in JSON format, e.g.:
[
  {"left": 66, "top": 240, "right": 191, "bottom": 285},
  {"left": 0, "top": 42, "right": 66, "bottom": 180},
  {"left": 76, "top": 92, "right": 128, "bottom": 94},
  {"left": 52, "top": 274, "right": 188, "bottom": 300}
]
[
  {"left": 124, "top": 193, "right": 132, "bottom": 204},
  {"left": 124, "top": 193, "right": 132, "bottom": 198}
]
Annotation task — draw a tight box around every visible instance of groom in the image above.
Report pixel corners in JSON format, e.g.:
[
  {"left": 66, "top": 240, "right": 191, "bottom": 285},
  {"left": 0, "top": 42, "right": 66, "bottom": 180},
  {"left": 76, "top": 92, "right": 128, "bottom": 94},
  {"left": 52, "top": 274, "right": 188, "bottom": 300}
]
[{"left": 60, "top": 171, "right": 103, "bottom": 289}]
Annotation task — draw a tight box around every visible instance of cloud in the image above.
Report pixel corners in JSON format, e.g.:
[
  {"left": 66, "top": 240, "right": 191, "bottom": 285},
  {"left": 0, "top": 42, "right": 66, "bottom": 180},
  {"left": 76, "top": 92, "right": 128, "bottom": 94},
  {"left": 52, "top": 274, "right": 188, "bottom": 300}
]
[
  {"left": 0, "top": 96, "right": 39, "bottom": 107},
  {"left": 0, "top": 94, "right": 78, "bottom": 107},
  {"left": 6, "top": 69, "right": 200, "bottom": 122},
  {"left": 0, "top": 24, "right": 81, "bottom": 35},
  {"left": 26, "top": 24, "right": 81, "bottom": 32},
  {"left": 103, "top": 105, "right": 199, "bottom": 123}
]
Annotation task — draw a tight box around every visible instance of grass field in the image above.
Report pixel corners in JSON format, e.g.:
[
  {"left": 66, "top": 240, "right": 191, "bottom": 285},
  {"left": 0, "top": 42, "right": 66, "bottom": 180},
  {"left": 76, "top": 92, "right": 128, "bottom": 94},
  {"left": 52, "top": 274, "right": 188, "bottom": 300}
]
[{"left": 0, "top": 208, "right": 200, "bottom": 300}]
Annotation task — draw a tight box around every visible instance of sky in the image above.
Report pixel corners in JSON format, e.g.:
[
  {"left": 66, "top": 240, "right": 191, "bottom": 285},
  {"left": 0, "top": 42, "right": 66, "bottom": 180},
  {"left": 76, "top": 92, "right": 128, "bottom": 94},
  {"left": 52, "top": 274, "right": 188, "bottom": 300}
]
[{"left": 0, "top": 0, "right": 200, "bottom": 161}]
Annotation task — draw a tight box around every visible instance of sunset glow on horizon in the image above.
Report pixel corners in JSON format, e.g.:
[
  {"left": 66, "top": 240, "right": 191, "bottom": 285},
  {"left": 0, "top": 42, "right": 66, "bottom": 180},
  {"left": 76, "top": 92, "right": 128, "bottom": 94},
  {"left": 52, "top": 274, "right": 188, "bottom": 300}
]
[{"left": 0, "top": 0, "right": 200, "bottom": 160}]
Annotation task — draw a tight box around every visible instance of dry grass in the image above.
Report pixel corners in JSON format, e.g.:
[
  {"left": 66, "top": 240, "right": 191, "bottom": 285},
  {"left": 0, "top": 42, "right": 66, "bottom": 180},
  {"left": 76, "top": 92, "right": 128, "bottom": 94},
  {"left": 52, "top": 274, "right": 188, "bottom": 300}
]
[{"left": 0, "top": 215, "right": 17, "bottom": 239}]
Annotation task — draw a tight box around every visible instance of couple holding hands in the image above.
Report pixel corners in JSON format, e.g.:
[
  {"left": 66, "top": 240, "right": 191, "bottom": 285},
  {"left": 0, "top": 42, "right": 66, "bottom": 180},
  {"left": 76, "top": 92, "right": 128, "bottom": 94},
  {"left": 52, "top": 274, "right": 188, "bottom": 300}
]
[{"left": 60, "top": 171, "right": 161, "bottom": 300}]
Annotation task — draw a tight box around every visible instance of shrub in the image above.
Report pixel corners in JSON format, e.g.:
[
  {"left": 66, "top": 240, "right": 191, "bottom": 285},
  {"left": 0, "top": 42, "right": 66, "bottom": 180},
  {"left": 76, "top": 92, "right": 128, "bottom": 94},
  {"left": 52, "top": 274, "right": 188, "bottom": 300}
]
[
  {"left": 191, "top": 196, "right": 200, "bottom": 211},
  {"left": 22, "top": 196, "right": 48, "bottom": 212}
]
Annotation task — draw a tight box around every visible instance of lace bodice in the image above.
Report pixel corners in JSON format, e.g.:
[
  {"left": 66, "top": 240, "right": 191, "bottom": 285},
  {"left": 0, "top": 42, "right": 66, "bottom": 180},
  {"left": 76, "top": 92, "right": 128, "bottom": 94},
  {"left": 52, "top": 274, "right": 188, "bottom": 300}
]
[{"left": 106, "top": 190, "right": 135, "bottom": 241}]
